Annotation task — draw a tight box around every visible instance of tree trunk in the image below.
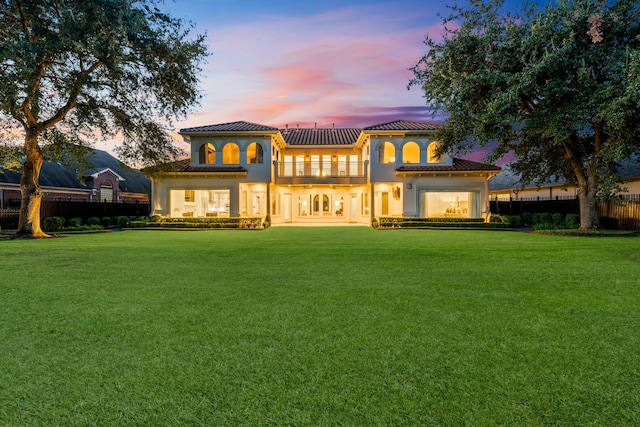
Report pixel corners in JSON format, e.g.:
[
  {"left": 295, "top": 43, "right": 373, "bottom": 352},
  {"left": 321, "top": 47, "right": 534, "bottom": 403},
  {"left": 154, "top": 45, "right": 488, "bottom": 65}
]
[
  {"left": 16, "top": 131, "right": 49, "bottom": 238},
  {"left": 577, "top": 177, "right": 600, "bottom": 230}
]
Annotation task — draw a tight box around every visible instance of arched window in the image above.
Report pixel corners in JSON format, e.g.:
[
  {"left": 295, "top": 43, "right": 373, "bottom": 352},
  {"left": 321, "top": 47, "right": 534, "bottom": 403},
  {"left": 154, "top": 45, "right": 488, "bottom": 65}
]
[
  {"left": 222, "top": 142, "right": 240, "bottom": 164},
  {"left": 378, "top": 142, "right": 395, "bottom": 164},
  {"left": 247, "top": 142, "right": 263, "bottom": 164},
  {"left": 402, "top": 141, "right": 420, "bottom": 164},
  {"left": 428, "top": 141, "right": 444, "bottom": 163},
  {"left": 199, "top": 143, "right": 215, "bottom": 164}
]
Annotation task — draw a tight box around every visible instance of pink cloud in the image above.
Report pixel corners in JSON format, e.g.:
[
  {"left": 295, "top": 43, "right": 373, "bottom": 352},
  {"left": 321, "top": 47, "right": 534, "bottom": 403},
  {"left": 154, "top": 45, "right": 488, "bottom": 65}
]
[{"left": 176, "top": 4, "right": 451, "bottom": 130}]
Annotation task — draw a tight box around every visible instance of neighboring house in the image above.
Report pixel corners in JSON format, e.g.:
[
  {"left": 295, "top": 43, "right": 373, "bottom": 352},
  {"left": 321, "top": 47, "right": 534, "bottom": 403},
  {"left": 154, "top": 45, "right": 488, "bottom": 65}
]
[
  {"left": 490, "top": 155, "right": 640, "bottom": 200},
  {"left": 0, "top": 148, "right": 151, "bottom": 209},
  {"left": 147, "top": 120, "right": 501, "bottom": 225}
]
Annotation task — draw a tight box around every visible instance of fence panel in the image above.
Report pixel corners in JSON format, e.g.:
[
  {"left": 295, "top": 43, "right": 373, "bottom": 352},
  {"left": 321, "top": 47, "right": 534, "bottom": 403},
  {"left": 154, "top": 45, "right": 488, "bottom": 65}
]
[
  {"left": 40, "top": 200, "right": 150, "bottom": 224},
  {"left": 490, "top": 197, "right": 580, "bottom": 217},
  {"left": 597, "top": 195, "right": 640, "bottom": 231},
  {"left": 491, "top": 195, "right": 640, "bottom": 230},
  {"left": 2, "top": 201, "right": 150, "bottom": 231},
  {"left": 0, "top": 208, "right": 20, "bottom": 231}
]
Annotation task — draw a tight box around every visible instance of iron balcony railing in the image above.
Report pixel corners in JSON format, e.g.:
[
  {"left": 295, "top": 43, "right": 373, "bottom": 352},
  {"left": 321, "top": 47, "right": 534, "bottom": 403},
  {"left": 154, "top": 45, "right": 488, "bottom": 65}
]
[{"left": 273, "top": 160, "right": 368, "bottom": 185}]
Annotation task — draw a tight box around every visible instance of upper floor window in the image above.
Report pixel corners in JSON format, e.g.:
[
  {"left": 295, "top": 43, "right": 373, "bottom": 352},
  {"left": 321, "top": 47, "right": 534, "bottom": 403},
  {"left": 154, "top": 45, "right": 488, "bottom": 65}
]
[
  {"left": 428, "top": 142, "right": 444, "bottom": 163},
  {"left": 378, "top": 142, "right": 395, "bottom": 164},
  {"left": 223, "top": 142, "right": 240, "bottom": 164},
  {"left": 247, "top": 142, "right": 264, "bottom": 164},
  {"left": 402, "top": 141, "right": 420, "bottom": 164},
  {"left": 199, "top": 143, "right": 215, "bottom": 164}
]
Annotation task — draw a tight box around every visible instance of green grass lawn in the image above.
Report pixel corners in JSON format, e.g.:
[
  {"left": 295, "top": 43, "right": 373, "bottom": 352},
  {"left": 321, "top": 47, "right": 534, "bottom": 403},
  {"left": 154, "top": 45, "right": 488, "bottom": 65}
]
[{"left": 1, "top": 228, "right": 639, "bottom": 426}]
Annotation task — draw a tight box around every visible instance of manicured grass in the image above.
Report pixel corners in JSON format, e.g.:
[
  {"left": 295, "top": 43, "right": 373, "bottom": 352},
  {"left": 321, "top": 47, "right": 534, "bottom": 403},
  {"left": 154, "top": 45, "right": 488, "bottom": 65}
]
[{"left": 1, "top": 228, "right": 639, "bottom": 425}]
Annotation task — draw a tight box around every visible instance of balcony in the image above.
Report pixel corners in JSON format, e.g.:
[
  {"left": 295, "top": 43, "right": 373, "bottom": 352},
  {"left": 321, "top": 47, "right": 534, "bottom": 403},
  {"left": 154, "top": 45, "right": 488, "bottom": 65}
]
[{"left": 273, "top": 161, "right": 368, "bottom": 185}]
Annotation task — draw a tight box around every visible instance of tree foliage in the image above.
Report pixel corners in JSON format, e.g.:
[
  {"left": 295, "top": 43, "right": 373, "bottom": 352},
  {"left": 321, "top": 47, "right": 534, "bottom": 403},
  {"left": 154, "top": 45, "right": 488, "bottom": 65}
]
[
  {"left": 0, "top": 0, "right": 208, "bottom": 236},
  {"left": 410, "top": 0, "right": 640, "bottom": 229}
]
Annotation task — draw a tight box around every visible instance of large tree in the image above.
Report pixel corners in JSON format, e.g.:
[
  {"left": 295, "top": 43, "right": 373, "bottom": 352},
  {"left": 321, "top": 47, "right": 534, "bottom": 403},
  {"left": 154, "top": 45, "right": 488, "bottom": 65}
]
[
  {"left": 0, "top": 0, "right": 208, "bottom": 237},
  {"left": 410, "top": 0, "right": 640, "bottom": 229}
]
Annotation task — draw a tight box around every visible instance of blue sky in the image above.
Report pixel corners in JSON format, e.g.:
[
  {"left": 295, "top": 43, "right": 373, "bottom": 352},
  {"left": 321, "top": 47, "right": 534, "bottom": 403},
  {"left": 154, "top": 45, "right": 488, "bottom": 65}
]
[{"left": 146, "top": 0, "right": 537, "bottom": 141}]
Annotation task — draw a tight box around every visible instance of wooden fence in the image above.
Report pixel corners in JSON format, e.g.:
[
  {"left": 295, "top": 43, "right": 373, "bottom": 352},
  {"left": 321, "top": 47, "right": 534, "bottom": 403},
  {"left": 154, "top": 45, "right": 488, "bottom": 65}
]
[
  {"left": 491, "top": 194, "right": 640, "bottom": 230},
  {"left": 597, "top": 195, "right": 640, "bottom": 231}
]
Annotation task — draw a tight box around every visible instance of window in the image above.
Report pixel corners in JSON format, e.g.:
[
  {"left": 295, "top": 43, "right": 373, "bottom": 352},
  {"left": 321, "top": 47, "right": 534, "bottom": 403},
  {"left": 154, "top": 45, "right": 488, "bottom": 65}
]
[
  {"left": 199, "top": 143, "right": 215, "bottom": 164},
  {"left": 100, "top": 181, "right": 113, "bottom": 202},
  {"left": 171, "top": 189, "right": 230, "bottom": 218},
  {"left": 378, "top": 142, "right": 395, "bottom": 164},
  {"left": 361, "top": 192, "right": 369, "bottom": 215},
  {"left": 247, "top": 142, "right": 263, "bottom": 164},
  {"left": 402, "top": 142, "right": 420, "bottom": 164},
  {"left": 283, "top": 155, "right": 293, "bottom": 176},
  {"left": 422, "top": 191, "right": 481, "bottom": 218},
  {"left": 428, "top": 142, "right": 444, "bottom": 163},
  {"left": 223, "top": 142, "right": 239, "bottom": 164}
]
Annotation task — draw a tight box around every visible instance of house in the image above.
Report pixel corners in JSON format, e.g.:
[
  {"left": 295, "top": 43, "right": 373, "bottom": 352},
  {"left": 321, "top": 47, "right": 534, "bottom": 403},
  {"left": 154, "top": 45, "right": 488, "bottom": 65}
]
[
  {"left": 489, "top": 155, "right": 640, "bottom": 200},
  {"left": 0, "top": 148, "right": 151, "bottom": 209},
  {"left": 147, "top": 120, "right": 501, "bottom": 225}
]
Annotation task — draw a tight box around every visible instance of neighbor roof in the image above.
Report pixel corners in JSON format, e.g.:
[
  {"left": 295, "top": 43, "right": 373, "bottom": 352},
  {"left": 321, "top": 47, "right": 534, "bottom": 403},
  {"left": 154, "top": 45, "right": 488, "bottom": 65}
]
[
  {"left": 396, "top": 158, "right": 501, "bottom": 172},
  {"left": 0, "top": 149, "right": 150, "bottom": 195},
  {"left": 489, "top": 156, "right": 640, "bottom": 191}
]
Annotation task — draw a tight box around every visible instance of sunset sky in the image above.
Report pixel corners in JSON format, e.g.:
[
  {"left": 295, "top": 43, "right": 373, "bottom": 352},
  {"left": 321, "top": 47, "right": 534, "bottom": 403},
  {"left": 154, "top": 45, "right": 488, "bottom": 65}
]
[{"left": 159, "top": 0, "right": 528, "bottom": 132}]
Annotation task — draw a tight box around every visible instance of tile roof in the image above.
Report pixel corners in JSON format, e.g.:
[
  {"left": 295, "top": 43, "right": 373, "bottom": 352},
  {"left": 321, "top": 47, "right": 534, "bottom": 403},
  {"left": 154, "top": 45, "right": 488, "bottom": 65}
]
[
  {"left": 363, "top": 120, "right": 443, "bottom": 131},
  {"left": 180, "top": 121, "right": 279, "bottom": 133},
  {"left": 396, "top": 158, "right": 501, "bottom": 172},
  {"left": 169, "top": 159, "right": 247, "bottom": 173},
  {"left": 281, "top": 128, "right": 362, "bottom": 146}
]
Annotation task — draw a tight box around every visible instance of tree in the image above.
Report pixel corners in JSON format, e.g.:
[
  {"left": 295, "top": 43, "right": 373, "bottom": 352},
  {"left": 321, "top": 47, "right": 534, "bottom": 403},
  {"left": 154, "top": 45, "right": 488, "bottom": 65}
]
[
  {"left": 0, "top": 0, "right": 208, "bottom": 237},
  {"left": 410, "top": 0, "right": 640, "bottom": 229}
]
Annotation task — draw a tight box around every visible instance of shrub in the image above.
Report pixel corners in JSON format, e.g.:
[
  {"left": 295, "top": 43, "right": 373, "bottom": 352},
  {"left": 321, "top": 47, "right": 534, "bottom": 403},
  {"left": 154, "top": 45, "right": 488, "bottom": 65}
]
[
  {"left": 489, "top": 214, "right": 508, "bottom": 223},
  {"left": 533, "top": 222, "right": 557, "bottom": 230},
  {"left": 508, "top": 215, "right": 522, "bottom": 228},
  {"left": 67, "top": 217, "right": 82, "bottom": 227},
  {"left": 101, "top": 216, "right": 112, "bottom": 227},
  {"left": 552, "top": 213, "right": 564, "bottom": 226},
  {"left": 87, "top": 217, "right": 100, "bottom": 226},
  {"left": 116, "top": 216, "right": 129, "bottom": 228},
  {"left": 532, "top": 213, "right": 552, "bottom": 225},
  {"left": 137, "top": 216, "right": 149, "bottom": 223},
  {"left": 521, "top": 212, "right": 532, "bottom": 225},
  {"left": 565, "top": 214, "right": 580, "bottom": 229},
  {"left": 43, "top": 216, "right": 64, "bottom": 232}
]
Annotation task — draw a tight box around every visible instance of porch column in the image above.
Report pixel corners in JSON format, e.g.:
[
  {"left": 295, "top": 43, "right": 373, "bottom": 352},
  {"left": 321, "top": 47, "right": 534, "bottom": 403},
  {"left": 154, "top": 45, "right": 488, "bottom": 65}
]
[
  {"left": 266, "top": 184, "right": 272, "bottom": 220},
  {"left": 370, "top": 183, "right": 375, "bottom": 221}
]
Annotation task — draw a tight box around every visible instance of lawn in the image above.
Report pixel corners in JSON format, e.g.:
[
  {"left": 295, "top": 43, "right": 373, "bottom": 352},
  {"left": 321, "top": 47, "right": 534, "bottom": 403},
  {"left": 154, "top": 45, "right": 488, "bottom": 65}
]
[{"left": 1, "top": 228, "right": 639, "bottom": 426}]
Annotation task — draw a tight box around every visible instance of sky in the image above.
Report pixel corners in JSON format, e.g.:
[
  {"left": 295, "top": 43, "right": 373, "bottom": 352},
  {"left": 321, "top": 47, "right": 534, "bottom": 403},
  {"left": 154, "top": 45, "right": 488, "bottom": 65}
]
[{"left": 155, "top": 0, "right": 528, "bottom": 133}]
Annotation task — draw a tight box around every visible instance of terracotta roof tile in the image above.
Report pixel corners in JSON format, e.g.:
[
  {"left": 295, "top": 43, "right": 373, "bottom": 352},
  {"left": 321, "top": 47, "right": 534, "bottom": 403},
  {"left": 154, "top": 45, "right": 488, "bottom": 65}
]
[
  {"left": 281, "top": 128, "right": 361, "bottom": 146},
  {"left": 167, "top": 159, "right": 247, "bottom": 173},
  {"left": 396, "top": 158, "right": 501, "bottom": 172},
  {"left": 180, "top": 121, "right": 279, "bottom": 133},
  {"left": 364, "top": 120, "right": 443, "bottom": 131}
]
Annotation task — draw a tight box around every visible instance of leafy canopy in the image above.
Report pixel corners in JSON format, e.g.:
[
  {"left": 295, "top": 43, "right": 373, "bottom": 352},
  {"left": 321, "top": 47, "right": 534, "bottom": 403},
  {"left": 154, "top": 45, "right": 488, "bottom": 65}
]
[
  {"left": 0, "top": 0, "right": 208, "bottom": 166},
  {"left": 410, "top": 0, "right": 640, "bottom": 191}
]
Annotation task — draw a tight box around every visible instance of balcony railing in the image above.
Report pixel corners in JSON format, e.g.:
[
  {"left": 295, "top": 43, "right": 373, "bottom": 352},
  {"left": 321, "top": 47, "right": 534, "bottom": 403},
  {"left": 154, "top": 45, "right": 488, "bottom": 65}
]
[{"left": 273, "top": 160, "right": 368, "bottom": 185}]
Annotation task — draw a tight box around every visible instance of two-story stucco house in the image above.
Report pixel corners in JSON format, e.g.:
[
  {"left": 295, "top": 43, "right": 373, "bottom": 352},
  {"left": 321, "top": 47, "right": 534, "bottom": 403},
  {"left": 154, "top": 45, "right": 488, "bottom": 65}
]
[{"left": 147, "top": 120, "right": 501, "bottom": 225}]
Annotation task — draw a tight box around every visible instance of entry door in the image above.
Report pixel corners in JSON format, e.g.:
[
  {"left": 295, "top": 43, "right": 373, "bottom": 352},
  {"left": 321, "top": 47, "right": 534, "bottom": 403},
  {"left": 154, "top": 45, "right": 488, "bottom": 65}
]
[
  {"left": 312, "top": 194, "right": 330, "bottom": 216},
  {"left": 349, "top": 193, "right": 357, "bottom": 222}
]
